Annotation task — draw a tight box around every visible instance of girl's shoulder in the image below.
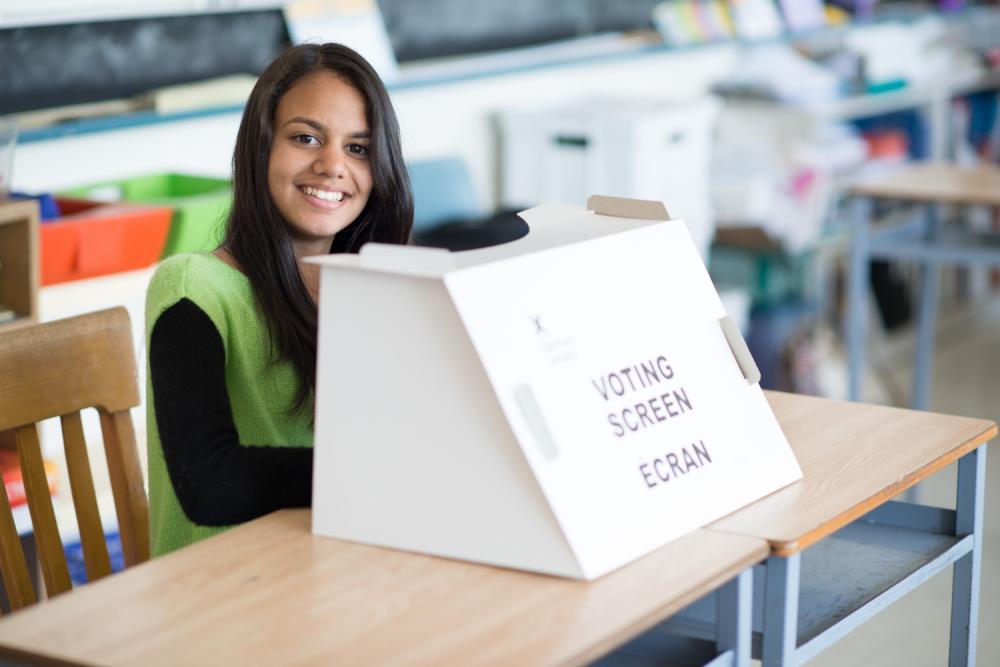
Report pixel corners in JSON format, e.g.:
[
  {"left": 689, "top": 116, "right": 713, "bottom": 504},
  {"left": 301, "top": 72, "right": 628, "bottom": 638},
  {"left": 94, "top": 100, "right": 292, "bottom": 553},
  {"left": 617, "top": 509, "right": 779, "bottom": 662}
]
[
  {"left": 151, "top": 251, "right": 248, "bottom": 290},
  {"left": 152, "top": 251, "right": 240, "bottom": 281},
  {"left": 146, "top": 253, "right": 251, "bottom": 327}
]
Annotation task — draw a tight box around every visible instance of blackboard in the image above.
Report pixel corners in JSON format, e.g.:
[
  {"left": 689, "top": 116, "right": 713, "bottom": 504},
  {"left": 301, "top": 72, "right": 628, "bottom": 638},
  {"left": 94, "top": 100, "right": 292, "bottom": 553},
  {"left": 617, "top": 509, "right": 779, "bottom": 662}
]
[
  {"left": 376, "top": 0, "right": 662, "bottom": 62},
  {"left": 0, "top": 10, "right": 290, "bottom": 115}
]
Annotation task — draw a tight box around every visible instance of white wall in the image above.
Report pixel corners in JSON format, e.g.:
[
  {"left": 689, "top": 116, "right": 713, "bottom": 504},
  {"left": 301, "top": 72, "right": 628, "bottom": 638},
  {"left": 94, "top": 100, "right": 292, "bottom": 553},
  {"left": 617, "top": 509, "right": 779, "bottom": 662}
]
[
  {"left": 14, "top": 112, "right": 241, "bottom": 191},
  {"left": 392, "top": 45, "right": 735, "bottom": 206},
  {"left": 14, "top": 43, "right": 737, "bottom": 208}
]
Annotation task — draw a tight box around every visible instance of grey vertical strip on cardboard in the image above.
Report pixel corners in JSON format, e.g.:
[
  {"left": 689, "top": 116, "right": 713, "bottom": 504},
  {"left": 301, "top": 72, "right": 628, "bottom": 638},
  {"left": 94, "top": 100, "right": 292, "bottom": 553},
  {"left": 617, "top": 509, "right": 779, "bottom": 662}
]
[
  {"left": 513, "top": 384, "right": 560, "bottom": 462},
  {"left": 720, "top": 316, "right": 761, "bottom": 385}
]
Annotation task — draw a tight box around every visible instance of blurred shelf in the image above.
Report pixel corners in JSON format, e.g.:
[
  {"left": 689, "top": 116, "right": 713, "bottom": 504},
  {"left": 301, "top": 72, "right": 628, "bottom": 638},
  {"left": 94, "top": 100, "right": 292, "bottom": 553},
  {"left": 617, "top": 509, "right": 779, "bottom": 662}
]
[{"left": 0, "top": 199, "right": 39, "bottom": 332}]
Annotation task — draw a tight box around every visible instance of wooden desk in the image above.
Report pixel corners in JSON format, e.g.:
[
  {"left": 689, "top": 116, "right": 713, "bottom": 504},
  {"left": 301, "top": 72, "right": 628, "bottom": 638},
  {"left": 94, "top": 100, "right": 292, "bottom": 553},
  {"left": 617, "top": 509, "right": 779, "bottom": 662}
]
[
  {"left": 0, "top": 510, "right": 767, "bottom": 667},
  {"left": 712, "top": 391, "right": 995, "bottom": 553},
  {"left": 2, "top": 393, "right": 991, "bottom": 665},
  {"left": 848, "top": 162, "right": 1000, "bottom": 207},
  {"left": 672, "top": 392, "right": 997, "bottom": 666}
]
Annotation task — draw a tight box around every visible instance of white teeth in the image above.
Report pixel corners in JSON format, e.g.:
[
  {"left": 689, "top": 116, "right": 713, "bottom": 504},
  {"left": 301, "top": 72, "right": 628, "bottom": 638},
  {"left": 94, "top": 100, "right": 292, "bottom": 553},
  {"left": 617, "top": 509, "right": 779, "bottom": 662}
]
[{"left": 303, "top": 186, "right": 344, "bottom": 202}]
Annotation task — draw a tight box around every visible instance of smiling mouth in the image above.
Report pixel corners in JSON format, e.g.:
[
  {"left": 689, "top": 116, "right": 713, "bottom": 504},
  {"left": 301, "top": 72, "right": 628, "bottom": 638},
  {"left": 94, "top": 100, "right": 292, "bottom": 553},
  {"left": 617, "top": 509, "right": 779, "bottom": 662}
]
[{"left": 300, "top": 185, "right": 346, "bottom": 203}]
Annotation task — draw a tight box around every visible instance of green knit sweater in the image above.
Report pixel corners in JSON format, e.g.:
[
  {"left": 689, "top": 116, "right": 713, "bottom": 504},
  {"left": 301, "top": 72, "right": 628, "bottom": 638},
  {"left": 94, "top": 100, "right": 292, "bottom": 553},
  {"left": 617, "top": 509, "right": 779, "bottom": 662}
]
[{"left": 145, "top": 253, "right": 313, "bottom": 556}]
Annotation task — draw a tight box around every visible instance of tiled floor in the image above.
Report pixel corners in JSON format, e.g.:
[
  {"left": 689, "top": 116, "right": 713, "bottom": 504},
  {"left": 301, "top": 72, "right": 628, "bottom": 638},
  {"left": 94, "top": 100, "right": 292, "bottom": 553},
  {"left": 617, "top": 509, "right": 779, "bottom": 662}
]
[{"left": 808, "top": 296, "right": 1000, "bottom": 666}]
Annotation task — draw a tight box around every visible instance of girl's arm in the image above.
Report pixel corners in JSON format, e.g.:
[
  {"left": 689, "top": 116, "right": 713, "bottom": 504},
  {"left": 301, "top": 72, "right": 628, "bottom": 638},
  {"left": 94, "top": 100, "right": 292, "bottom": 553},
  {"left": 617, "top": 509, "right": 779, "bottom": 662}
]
[{"left": 149, "top": 298, "right": 313, "bottom": 526}]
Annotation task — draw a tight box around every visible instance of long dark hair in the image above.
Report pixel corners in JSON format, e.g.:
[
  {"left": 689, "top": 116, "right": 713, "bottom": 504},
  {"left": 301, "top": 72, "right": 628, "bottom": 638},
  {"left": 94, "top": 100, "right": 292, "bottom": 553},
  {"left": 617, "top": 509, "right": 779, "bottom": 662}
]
[{"left": 224, "top": 43, "right": 413, "bottom": 414}]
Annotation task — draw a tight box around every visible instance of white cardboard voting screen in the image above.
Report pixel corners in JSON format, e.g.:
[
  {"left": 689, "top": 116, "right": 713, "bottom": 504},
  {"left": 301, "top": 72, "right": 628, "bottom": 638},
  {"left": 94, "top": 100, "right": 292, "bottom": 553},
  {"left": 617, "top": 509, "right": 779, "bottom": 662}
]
[{"left": 308, "top": 196, "right": 802, "bottom": 580}]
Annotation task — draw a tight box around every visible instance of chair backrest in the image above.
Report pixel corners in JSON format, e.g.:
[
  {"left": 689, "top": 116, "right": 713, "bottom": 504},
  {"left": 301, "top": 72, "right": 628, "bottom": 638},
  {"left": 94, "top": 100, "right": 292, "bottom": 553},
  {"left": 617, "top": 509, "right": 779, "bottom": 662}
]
[{"left": 0, "top": 307, "right": 149, "bottom": 612}]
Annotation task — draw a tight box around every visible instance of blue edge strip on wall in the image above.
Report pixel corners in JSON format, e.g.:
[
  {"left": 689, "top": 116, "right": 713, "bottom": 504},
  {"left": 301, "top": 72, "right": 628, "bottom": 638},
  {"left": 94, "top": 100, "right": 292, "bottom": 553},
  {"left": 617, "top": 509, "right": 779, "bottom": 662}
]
[{"left": 18, "top": 105, "right": 248, "bottom": 144}]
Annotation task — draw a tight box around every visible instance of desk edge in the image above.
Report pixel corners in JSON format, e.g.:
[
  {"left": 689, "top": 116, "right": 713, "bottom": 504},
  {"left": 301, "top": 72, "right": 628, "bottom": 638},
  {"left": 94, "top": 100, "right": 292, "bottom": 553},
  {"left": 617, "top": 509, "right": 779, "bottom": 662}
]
[{"left": 770, "top": 421, "right": 997, "bottom": 557}]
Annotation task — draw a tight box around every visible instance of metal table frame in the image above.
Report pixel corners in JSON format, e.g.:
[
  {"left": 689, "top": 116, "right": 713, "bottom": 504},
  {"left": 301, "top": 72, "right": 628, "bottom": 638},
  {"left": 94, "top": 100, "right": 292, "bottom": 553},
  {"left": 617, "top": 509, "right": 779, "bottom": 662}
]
[
  {"left": 846, "top": 196, "right": 1000, "bottom": 409},
  {"left": 663, "top": 445, "right": 986, "bottom": 666},
  {"left": 599, "top": 569, "right": 756, "bottom": 667},
  {"left": 759, "top": 445, "right": 985, "bottom": 665}
]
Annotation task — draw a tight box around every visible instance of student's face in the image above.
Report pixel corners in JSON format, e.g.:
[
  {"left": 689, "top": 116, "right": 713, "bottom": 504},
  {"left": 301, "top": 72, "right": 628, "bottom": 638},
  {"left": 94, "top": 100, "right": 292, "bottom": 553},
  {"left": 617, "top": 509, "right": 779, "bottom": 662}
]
[{"left": 268, "top": 70, "right": 373, "bottom": 257}]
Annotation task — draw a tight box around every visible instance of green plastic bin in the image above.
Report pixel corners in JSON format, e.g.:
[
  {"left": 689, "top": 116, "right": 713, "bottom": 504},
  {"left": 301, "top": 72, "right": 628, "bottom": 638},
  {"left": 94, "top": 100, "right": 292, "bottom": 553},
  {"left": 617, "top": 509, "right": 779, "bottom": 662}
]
[{"left": 60, "top": 173, "right": 231, "bottom": 257}]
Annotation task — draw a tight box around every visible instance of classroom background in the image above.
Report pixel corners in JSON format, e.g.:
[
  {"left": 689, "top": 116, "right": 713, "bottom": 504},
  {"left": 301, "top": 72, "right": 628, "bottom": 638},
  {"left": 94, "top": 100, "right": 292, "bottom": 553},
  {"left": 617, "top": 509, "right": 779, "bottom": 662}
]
[{"left": 2, "top": 0, "right": 1000, "bottom": 664}]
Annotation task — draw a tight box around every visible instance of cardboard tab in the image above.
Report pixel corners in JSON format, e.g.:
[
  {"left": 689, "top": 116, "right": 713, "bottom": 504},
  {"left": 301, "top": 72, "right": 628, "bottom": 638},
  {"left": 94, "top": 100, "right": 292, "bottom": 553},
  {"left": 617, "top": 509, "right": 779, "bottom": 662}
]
[
  {"left": 587, "top": 194, "right": 670, "bottom": 221},
  {"left": 359, "top": 242, "right": 455, "bottom": 277},
  {"left": 720, "top": 316, "right": 761, "bottom": 385}
]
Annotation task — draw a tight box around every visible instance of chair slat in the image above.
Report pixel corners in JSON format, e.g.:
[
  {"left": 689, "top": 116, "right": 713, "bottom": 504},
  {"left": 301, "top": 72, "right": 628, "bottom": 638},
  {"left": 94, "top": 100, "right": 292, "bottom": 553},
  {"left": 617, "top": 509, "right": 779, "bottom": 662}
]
[
  {"left": 100, "top": 411, "right": 149, "bottom": 566},
  {"left": 16, "top": 425, "right": 72, "bottom": 598},
  {"left": 61, "top": 412, "right": 113, "bottom": 583},
  {"left": 0, "top": 469, "right": 36, "bottom": 610}
]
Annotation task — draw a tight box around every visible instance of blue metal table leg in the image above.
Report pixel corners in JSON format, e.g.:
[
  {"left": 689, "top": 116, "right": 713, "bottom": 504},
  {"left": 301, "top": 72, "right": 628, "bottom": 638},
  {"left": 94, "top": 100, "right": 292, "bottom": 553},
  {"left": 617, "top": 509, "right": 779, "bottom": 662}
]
[
  {"left": 912, "top": 203, "right": 941, "bottom": 411},
  {"left": 847, "top": 196, "right": 872, "bottom": 402},
  {"left": 717, "top": 568, "right": 753, "bottom": 667},
  {"left": 949, "top": 446, "right": 986, "bottom": 666},
  {"left": 762, "top": 553, "right": 801, "bottom": 666}
]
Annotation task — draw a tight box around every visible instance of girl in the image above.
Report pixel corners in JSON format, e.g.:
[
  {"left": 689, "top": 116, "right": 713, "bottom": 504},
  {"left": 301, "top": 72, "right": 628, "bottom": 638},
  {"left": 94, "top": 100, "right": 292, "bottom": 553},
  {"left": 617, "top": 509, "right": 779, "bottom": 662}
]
[{"left": 145, "top": 43, "right": 413, "bottom": 556}]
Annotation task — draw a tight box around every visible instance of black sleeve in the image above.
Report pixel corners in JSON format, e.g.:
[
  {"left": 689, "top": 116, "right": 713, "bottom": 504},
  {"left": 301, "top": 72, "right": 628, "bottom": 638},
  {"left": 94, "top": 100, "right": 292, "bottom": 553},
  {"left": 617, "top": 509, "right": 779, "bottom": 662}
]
[{"left": 149, "top": 298, "right": 313, "bottom": 526}]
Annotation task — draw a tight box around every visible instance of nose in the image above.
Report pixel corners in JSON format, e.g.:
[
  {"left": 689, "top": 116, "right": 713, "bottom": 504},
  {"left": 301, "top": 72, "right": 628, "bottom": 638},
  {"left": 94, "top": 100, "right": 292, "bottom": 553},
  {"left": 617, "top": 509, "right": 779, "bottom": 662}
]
[{"left": 312, "top": 147, "right": 346, "bottom": 178}]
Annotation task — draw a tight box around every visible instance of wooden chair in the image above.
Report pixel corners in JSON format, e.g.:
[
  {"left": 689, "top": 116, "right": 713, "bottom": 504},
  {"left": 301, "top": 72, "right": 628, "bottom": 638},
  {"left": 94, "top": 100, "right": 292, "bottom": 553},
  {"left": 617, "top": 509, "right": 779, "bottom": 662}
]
[{"left": 0, "top": 307, "right": 149, "bottom": 612}]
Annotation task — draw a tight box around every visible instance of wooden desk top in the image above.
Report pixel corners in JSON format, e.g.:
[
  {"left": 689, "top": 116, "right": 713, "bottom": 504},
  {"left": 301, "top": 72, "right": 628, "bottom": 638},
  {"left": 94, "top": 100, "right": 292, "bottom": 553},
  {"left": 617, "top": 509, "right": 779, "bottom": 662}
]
[
  {"left": 710, "top": 392, "right": 997, "bottom": 556},
  {"left": 848, "top": 162, "right": 1000, "bottom": 207},
  {"left": 0, "top": 510, "right": 767, "bottom": 667},
  {"left": 2, "top": 393, "right": 990, "bottom": 663}
]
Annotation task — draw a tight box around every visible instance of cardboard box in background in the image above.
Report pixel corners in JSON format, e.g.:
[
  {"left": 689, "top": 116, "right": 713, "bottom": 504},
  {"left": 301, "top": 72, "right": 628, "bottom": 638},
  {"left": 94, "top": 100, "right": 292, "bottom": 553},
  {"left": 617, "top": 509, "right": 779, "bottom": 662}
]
[{"left": 498, "top": 97, "right": 720, "bottom": 260}]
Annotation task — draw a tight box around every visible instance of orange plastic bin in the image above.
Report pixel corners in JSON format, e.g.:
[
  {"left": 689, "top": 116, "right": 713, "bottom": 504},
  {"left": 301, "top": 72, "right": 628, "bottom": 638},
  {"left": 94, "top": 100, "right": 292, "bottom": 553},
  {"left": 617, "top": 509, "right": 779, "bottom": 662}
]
[{"left": 40, "top": 198, "right": 172, "bottom": 285}]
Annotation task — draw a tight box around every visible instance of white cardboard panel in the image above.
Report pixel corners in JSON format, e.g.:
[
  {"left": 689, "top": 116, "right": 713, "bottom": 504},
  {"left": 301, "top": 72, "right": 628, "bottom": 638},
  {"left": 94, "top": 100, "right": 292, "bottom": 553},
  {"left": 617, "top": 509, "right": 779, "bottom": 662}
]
[
  {"left": 444, "top": 219, "right": 801, "bottom": 578},
  {"left": 312, "top": 268, "right": 583, "bottom": 577}
]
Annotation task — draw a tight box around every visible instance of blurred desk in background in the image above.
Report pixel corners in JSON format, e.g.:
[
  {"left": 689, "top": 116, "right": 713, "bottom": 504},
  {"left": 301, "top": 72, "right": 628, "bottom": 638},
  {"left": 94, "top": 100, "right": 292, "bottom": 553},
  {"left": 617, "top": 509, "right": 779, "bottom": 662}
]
[{"left": 846, "top": 161, "right": 1000, "bottom": 409}]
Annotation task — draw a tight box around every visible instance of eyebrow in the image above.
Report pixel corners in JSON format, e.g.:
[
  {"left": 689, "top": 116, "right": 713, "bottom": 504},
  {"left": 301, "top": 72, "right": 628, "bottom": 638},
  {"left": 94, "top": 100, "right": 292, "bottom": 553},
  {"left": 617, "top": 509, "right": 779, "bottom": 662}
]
[{"left": 284, "top": 116, "right": 371, "bottom": 139}]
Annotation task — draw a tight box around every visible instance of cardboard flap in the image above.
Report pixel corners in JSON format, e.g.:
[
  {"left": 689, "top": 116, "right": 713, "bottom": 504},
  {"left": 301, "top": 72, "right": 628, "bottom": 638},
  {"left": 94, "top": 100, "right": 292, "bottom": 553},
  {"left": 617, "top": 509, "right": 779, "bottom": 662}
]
[
  {"left": 445, "top": 219, "right": 801, "bottom": 578},
  {"left": 313, "top": 269, "right": 584, "bottom": 578},
  {"left": 720, "top": 316, "right": 761, "bottom": 385},
  {"left": 587, "top": 195, "right": 670, "bottom": 221},
  {"left": 359, "top": 243, "right": 455, "bottom": 277}
]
